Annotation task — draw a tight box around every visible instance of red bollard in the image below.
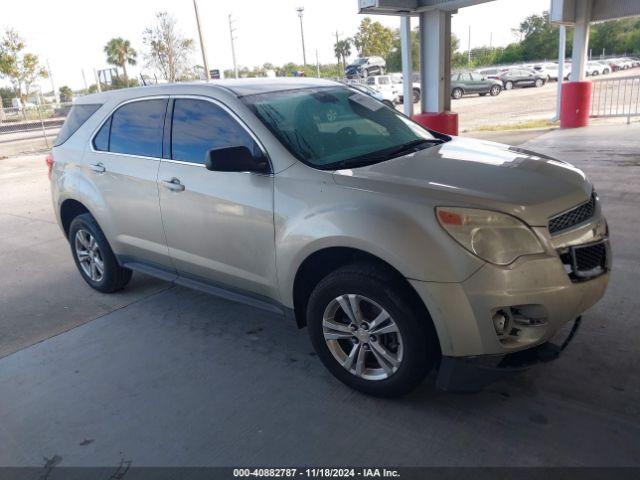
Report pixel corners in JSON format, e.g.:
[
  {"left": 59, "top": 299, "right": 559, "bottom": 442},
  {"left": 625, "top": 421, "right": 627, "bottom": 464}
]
[
  {"left": 412, "top": 111, "right": 459, "bottom": 136},
  {"left": 561, "top": 81, "right": 593, "bottom": 128}
]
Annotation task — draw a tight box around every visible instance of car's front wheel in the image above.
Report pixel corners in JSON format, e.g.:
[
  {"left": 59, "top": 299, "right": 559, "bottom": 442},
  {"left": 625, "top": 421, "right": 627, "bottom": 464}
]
[
  {"left": 451, "top": 87, "right": 463, "bottom": 99},
  {"left": 69, "top": 213, "right": 132, "bottom": 293},
  {"left": 307, "top": 264, "right": 439, "bottom": 397},
  {"left": 412, "top": 88, "right": 420, "bottom": 103},
  {"left": 490, "top": 85, "right": 502, "bottom": 96}
]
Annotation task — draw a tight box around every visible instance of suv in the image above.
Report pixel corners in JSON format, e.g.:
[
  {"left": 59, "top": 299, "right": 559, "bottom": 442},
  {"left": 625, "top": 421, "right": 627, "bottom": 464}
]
[
  {"left": 345, "top": 56, "right": 386, "bottom": 78},
  {"left": 499, "top": 68, "right": 547, "bottom": 90},
  {"left": 49, "top": 79, "right": 610, "bottom": 397}
]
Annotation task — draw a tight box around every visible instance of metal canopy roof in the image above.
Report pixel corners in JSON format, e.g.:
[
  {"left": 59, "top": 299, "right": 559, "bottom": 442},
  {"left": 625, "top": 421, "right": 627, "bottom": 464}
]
[{"left": 358, "top": 0, "right": 495, "bottom": 15}]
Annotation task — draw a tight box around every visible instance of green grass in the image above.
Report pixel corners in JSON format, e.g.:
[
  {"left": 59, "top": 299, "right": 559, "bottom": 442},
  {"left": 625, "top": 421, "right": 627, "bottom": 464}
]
[{"left": 467, "top": 119, "right": 558, "bottom": 132}]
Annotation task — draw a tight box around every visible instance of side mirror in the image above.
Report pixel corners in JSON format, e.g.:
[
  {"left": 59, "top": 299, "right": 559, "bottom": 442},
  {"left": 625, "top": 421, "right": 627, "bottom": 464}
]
[{"left": 205, "top": 146, "right": 270, "bottom": 174}]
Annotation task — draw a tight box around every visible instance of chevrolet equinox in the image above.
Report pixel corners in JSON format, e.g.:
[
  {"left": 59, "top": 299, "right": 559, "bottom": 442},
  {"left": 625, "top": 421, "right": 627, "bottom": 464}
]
[{"left": 49, "top": 79, "right": 611, "bottom": 397}]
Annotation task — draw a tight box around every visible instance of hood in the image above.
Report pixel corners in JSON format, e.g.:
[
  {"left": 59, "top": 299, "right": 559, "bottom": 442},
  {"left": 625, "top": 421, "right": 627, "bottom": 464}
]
[{"left": 332, "top": 136, "right": 592, "bottom": 226}]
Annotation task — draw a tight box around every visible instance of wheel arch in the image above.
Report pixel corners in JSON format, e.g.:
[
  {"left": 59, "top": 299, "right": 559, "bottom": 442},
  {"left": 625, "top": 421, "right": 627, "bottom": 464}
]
[
  {"left": 60, "top": 198, "right": 93, "bottom": 238},
  {"left": 291, "top": 246, "right": 435, "bottom": 338}
]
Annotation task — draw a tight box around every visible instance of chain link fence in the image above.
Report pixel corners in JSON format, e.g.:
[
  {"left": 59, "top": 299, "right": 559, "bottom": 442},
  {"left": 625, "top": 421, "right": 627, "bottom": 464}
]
[{"left": 0, "top": 103, "right": 71, "bottom": 158}]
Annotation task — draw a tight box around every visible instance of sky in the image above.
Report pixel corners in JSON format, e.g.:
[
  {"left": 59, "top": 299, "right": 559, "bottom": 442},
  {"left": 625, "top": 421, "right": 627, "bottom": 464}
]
[{"left": 1, "top": 0, "right": 549, "bottom": 91}]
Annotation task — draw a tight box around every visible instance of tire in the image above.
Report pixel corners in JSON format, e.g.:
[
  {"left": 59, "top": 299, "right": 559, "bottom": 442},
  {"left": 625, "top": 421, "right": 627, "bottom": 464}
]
[
  {"left": 490, "top": 85, "right": 501, "bottom": 96},
  {"left": 68, "top": 213, "right": 132, "bottom": 293},
  {"left": 451, "top": 87, "right": 463, "bottom": 100},
  {"left": 504, "top": 81, "right": 514, "bottom": 90},
  {"left": 479, "top": 92, "right": 487, "bottom": 96},
  {"left": 412, "top": 88, "right": 420, "bottom": 104},
  {"left": 592, "top": 70, "right": 599, "bottom": 76},
  {"left": 535, "top": 78, "right": 544, "bottom": 88},
  {"left": 306, "top": 263, "right": 439, "bottom": 397}
]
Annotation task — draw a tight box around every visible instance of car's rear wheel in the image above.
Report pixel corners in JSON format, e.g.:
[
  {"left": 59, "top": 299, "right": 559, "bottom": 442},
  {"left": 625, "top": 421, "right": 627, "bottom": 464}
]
[
  {"left": 490, "top": 85, "right": 502, "bottom": 96},
  {"left": 535, "top": 78, "right": 544, "bottom": 87},
  {"left": 451, "top": 87, "right": 463, "bottom": 99},
  {"left": 69, "top": 213, "right": 132, "bottom": 293},
  {"left": 382, "top": 100, "right": 394, "bottom": 109},
  {"left": 306, "top": 263, "right": 439, "bottom": 397},
  {"left": 504, "top": 80, "right": 514, "bottom": 90},
  {"left": 412, "top": 88, "right": 420, "bottom": 103}
]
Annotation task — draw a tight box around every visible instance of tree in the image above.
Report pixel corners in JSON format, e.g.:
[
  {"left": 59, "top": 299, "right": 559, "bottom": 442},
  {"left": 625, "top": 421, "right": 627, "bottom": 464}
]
[
  {"left": 0, "top": 29, "right": 48, "bottom": 104},
  {"left": 143, "top": 12, "right": 194, "bottom": 83},
  {"left": 104, "top": 38, "right": 137, "bottom": 87},
  {"left": 518, "top": 11, "right": 558, "bottom": 61},
  {"left": 353, "top": 17, "right": 394, "bottom": 58},
  {"left": 334, "top": 39, "right": 352, "bottom": 71},
  {"left": 59, "top": 85, "right": 73, "bottom": 103}
]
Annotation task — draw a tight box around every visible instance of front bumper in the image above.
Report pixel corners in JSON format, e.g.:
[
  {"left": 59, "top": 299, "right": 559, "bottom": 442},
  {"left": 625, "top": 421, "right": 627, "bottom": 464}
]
[{"left": 436, "top": 316, "right": 582, "bottom": 392}]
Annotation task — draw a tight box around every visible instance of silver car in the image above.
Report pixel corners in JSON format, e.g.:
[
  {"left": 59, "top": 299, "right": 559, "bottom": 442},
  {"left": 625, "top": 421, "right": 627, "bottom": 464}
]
[{"left": 49, "top": 79, "right": 610, "bottom": 397}]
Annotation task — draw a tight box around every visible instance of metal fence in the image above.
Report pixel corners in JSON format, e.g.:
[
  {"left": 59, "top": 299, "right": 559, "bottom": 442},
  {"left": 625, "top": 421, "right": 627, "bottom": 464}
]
[
  {"left": 590, "top": 75, "right": 640, "bottom": 124},
  {"left": 0, "top": 103, "right": 71, "bottom": 157}
]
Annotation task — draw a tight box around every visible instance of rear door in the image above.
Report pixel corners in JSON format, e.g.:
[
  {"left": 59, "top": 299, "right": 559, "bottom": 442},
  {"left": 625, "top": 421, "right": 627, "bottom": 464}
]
[
  {"left": 85, "top": 97, "right": 174, "bottom": 270},
  {"left": 157, "top": 96, "right": 276, "bottom": 298}
]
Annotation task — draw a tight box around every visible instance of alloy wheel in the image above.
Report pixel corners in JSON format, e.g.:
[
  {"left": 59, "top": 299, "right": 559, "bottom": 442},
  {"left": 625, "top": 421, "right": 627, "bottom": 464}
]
[
  {"left": 322, "top": 294, "right": 404, "bottom": 381},
  {"left": 74, "top": 229, "right": 104, "bottom": 282}
]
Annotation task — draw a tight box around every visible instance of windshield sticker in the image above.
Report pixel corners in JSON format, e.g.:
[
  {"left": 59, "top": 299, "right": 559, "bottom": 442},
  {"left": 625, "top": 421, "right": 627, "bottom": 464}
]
[{"left": 349, "top": 93, "right": 383, "bottom": 111}]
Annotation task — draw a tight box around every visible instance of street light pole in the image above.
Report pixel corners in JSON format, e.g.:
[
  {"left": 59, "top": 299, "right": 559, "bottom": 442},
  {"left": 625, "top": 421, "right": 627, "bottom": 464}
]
[
  {"left": 229, "top": 14, "right": 238, "bottom": 79},
  {"left": 193, "top": 0, "right": 210, "bottom": 81},
  {"left": 297, "top": 7, "right": 307, "bottom": 66}
]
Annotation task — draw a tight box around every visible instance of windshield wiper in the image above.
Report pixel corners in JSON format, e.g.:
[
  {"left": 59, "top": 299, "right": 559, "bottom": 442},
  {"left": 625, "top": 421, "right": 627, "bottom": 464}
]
[{"left": 327, "top": 138, "right": 443, "bottom": 170}]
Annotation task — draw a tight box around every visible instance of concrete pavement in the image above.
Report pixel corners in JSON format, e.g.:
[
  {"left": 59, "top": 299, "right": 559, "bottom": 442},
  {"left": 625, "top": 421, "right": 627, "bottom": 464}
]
[{"left": 0, "top": 125, "right": 638, "bottom": 467}]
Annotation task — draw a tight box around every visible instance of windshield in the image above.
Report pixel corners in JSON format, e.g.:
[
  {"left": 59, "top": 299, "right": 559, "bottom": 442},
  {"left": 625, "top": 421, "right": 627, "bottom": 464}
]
[{"left": 242, "top": 86, "right": 439, "bottom": 170}]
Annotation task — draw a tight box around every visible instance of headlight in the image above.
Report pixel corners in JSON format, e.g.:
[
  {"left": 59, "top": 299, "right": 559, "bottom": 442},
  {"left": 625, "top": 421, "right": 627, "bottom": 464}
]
[{"left": 436, "top": 207, "right": 544, "bottom": 265}]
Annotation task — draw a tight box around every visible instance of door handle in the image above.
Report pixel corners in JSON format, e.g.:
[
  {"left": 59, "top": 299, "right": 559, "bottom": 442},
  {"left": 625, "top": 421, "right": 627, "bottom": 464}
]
[
  {"left": 89, "top": 162, "right": 105, "bottom": 173},
  {"left": 161, "top": 177, "right": 185, "bottom": 192}
]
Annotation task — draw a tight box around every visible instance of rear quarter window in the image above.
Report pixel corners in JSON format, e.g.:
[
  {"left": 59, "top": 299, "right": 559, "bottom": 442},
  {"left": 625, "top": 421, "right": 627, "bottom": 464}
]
[{"left": 54, "top": 104, "right": 102, "bottom": 146}]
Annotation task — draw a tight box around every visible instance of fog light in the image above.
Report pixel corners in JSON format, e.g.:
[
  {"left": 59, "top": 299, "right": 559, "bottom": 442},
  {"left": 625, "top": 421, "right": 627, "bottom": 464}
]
[{"left": 492, "top": 311, "right": 508, "bottom": 336}]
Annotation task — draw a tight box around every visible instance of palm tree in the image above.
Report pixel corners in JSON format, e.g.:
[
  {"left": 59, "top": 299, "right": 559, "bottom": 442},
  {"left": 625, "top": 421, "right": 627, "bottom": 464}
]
[
  {"left": 334, "top": 39, "right": 352, "bottom": 72},
  {"left": 104, "top": 38, "right": 137, "bottom": 87}
]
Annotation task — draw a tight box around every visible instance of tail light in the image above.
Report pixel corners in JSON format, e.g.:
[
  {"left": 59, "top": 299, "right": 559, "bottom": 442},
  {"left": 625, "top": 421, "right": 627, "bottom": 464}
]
[{"left": 45, "top": 153, "right": 54, "bottom": 180}]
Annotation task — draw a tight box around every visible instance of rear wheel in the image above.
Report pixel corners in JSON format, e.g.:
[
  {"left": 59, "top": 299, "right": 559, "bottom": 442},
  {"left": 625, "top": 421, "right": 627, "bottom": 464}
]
[
  {"left": 490, "top": 85, "right": 502, "bottom": 96},
  {"left": 535, "top": 78, "right": 544, "bottom": 88},
  {"left": 382, "top": 100, "right": 394, "bottom": 109},
  {"left": 306, "top": 264, "right": 439, "bottom": 397},
  {"left": 69, "top": 213, "right": 132, "bottom": 293},
  {"left": 451, "top": 87, "right": 463, "bottom": 100},
  {"left": 504, "top": 80, "right": 514, "bottom": 90},
  {"left": 412, "top": 88, "right": 420, "bottom": 103}
]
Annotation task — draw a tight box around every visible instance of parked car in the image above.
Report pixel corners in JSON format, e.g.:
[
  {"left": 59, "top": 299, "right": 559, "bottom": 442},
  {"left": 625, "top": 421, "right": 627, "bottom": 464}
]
[
  {"left": 49, "top": 79, "right": 610, "bottom": 397},
  {"left": 586, "top": 61, "right": 610, "bottom": 76},
  {"left": 499, "top": 68, "right": 547, "bottom": 90},
  {"left": 451, "top": 72, "right": 502, "bottom": 99},
  {"left": 365, "top": 75, "right": 401, "bottom": 103},
  {"left": 395, "top": 73, "right": 422, "bottom": 104},
  {"left": 349, "top": 82, "right": 396, "bottom": 108},
  {"left": 531, "top": 63, "right": 561, "bottom": 81},
  {"left": 475, "top": 67, "right": 509, "bottom": 81},
  {"left": 345, "top": 56, "right": 386, "bottom": 78}
]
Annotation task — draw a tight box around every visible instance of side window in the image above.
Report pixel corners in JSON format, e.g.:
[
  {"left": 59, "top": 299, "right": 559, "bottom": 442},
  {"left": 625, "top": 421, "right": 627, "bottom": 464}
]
[
  {"left": 93, "top": 117, "right": 111, "bottom": 151},
  {"left": 378, "top": 77, "right": 390, "bottom": 85},
  {"left": 109, "top": 99, "right": 167, "bottom": 158},
  {"left": 171, "top": 99, "right": 258, "bottom": 165}
]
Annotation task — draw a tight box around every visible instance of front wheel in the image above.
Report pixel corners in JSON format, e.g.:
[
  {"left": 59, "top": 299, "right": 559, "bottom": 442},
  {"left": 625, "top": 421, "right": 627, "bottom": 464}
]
[
  {"left": 535, "top": 78, "right": 544, "bottom": 88},
  {"left": 306, "top": 264, "right": 439, "bottom": 397},
  {"left": 69, "top": 213, "right": 132, "bottom": 293},
  {"left": 490, "top": 85, "right": 502, "bottom": 96},
  {"left": 451, "top": 88, "right": 463, "bottom": 99},
  {"left": 412, "top": 88, "right": 420, "bottom": 103}
]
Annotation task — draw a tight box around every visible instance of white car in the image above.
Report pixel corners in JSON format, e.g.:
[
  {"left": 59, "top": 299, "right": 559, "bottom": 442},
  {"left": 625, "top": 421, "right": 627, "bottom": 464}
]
[
  {"left": 586, "top": 61, "right": 610, "bottom": 76},
  {"left": 532, "top": 63, "right": 561, "bottom": 81},
  {"left": 348, "top": 82, "right": 397, "bottom": 108},
  {"left": 365, "top": 75, "right": 401, "bottom": 103}
]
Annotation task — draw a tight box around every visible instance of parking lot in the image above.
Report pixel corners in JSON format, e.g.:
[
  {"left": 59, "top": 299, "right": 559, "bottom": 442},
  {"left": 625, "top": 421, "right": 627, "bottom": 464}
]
[{"left": 1, "top": 123, "right": 639, "bottom": 467}]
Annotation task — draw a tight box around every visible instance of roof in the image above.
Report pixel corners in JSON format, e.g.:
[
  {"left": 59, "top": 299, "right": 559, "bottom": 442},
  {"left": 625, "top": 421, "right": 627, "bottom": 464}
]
[{"left": 74, "top": 77, "right": 341, "bottom": 105}]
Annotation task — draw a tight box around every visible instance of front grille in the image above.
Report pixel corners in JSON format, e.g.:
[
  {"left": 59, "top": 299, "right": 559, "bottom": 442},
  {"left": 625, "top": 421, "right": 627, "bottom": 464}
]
[
  {"left": 548, "top": 193, "right": 596, "bottom": 235},
  {"left": 559, "top": 240, "right": 608, "bottom": 282},
  {"left": 574, "top": 242, "right": 607, "bottom": 271}
]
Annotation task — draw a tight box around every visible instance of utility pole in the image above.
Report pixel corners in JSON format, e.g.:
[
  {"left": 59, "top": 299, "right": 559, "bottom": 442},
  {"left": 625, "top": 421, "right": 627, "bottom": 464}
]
[
  {"left": 47, "top": 60, "right": 59, "bottom": 104},
  {"left": 297, "top": 7, "right": 307, "bottom": 66},
  {"left": 81, "top": 70, "right": 88, "bottom": 93},
  {"left": 229, "top": 14, "right": 238, "bottom": 79},
  {"left": 193, "top": 0, "right": 210, "bottom": 81},
  {"left": 93, "top": 69, "right": 101, "bottom": 93},
  {"left": 335, "top": 31, "right": 341, "bottom": 71},
  {"left": 467, "top": 25, "right": 472, "bottom": 65},
  {"left": 489, "top": 32, "right": 493, "bottom": 48},
  {"left": 316, "top": 49, "right": 320, "bottom": 77}
]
